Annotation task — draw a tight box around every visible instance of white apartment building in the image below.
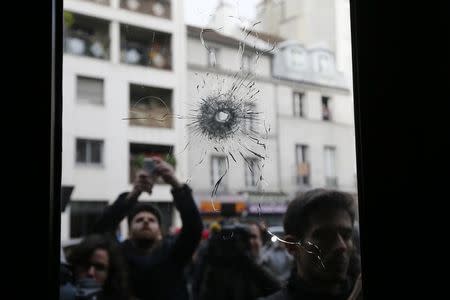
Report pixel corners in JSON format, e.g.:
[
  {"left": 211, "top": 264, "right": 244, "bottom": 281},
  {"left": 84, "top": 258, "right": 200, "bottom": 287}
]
[
  {"left": 61, "top": 0, "right": 188, "bottom": 241},
  {"left": 256, "top": 0, "right": 357, "bottom": 194},
  {"left": 186, "top": 20, "right": 356, "bottom": 225}
]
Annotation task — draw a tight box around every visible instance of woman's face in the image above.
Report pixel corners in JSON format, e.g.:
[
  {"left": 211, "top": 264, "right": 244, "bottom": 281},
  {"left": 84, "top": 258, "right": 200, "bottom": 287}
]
[{"left": 75, "top": 248, "right": 110, "bottom": 286}]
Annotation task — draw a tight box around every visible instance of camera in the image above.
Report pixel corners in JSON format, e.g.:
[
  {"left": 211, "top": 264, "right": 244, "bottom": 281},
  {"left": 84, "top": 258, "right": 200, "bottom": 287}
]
[
  {"left": 143, "top": 158, "right": 156, "bottom": 175},
  {"left": 206, "top": 224, "right": 252, "bottom": 264}
]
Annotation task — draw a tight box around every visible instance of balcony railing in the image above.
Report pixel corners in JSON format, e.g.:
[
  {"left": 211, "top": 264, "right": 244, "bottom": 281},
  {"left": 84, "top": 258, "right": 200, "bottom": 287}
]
[
  {"left": 65, "top": 31, "right": 110, "bottom": 59},
  {"left": 63, "top": 13, "right": 110, "bottom": 60},
  {"left": 129, "top": 102, "right": 173, "bottom": 128},
  {"left": 120, "top": 0, "right": 171, "bottom": 19}
]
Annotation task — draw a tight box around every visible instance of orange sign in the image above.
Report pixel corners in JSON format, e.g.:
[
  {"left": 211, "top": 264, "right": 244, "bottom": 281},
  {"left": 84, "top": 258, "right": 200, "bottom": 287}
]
[
  {"left": 200, "top": 201, "right": 222, "bottom": 213},
  {"left": 200, "top": 200, "right": 247, "bottom": 213}
]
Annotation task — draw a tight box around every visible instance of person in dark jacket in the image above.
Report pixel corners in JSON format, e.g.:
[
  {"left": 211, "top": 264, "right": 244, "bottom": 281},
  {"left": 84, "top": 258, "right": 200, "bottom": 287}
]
[
  {"left": 93, "top": 156, "right": 203, "bottom": 300},
  {"left": 197, "top": 224, "right": 281, "bottom": 300},
  {"left": 259, "top": 189, "right": 363, "bottom": 300}
]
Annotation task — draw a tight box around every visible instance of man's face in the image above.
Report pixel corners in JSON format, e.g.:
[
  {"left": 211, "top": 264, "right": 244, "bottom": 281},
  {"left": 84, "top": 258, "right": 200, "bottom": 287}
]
[
  {"left": 297, "top": 208, "right": 354, "bottom": 282},
  {"left": 75, "top": 248, "right": 109, "bottom": 286},
  {"left": 129, "top": 211, "right": 162, "bottom": 241},
  {"left": 249, "top": 224, "right": 263, "bottom": 258}
]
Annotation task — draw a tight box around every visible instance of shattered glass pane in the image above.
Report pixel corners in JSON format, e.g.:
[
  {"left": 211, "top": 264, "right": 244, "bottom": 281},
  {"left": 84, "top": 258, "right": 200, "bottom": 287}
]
[{"left": 122, "top": 13, "right": 324, "bottom": 262}]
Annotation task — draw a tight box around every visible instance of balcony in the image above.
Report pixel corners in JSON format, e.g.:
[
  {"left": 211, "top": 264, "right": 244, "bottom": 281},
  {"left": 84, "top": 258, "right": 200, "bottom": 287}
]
[
  {"left": 64, "top": 12, "right": 110, "bottom": 60},
  {"left": 120, "top": 25, "right": 172, "bottom": 70},
  {"left": 120, "top": 0, "right": 171, "bottom": 19},
  {"left": 129, "top": 84, "right": 173, "bottom": 128}
]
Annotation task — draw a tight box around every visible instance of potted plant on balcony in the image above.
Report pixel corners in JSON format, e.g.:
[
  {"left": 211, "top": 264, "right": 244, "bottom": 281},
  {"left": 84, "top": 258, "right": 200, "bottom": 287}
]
[
  {"left": 152, "top": 1, "right": 166, "bottom": 17},
  {"left": 164, "top": 153, "right": 176, "bottom": 168},
  {"left": 148, "top": 42, "right": 168, "bottom": 69},
  {"left": 64, "top": 11, "right": 74, "bottom": 29},
  {"left": 126, "top": 0, "right": 140, "bottom": 11}
]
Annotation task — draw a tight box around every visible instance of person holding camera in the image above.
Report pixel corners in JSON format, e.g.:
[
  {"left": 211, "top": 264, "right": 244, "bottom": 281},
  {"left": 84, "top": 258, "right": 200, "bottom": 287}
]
[
  {"left": 196, "top": 223, "right": 281, "bottom": 300},
  {"left": 93, "top": 156, "right": 203, "bottom": 300}
]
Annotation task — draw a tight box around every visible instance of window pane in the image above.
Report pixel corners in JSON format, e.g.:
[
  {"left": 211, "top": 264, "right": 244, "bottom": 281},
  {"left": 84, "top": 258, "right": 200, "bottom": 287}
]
[
  {"left": 77, "top": 76, "right": 104, "bottom": 104},
  {"left": 129, "top": 84, "right": 173, "bottom": 128},
  {"left": 211, "top": 156, "right": 227, "bottom": 190},
  {"left": 62, "top": 0, "right": 362, "bottom": 295},
  {"left": 90, "top": 140, "right": 103, "bottom": 163},
  {"left": 76, "top": 139, "right": 103, "bottom": 164},
  {"left": 245, "top": 158, "right": 258, "bottom": 187},
  {"left": 75, "top": 139, "right": 87, "bottom": 163},
  {"left": 296, "top": 144, "right": 310, "bottom": 185},
  {"left": 293, "top": 92, "right": 304, "bottom": 117},
  {"left": 322, "top": 96, "right": 331, "bottom": 120},
  {"left": 208, "top": 47, "right": 219, "bottom": 67}
]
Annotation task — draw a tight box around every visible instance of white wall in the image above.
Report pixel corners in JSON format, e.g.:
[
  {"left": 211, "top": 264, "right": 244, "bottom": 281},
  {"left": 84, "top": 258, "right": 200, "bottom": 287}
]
[
  {"left": 273, "top": 79, "right": 356, "bottom": 197},
  {"left": 278, "top": 116, "right": 356, "bottom": 196},
  {"left": 187, "top": 37, "right": 208, "bottom": 66}
]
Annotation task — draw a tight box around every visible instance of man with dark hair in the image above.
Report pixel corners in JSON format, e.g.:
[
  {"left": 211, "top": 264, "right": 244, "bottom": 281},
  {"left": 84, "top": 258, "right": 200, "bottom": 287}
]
[
  {"left": 260, "top": 189, "right": 363, "bottom": 300},
  {"left": 93, "top": 157, "right": 203, "bottom": 300}
]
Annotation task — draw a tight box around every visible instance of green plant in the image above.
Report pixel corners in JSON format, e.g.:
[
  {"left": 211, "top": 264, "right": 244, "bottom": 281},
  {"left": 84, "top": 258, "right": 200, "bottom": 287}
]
[
  {"left": 165, "top": 154, "right": 176, "bottom": 167},
  {"left": 64, "top": 11, "right": 74, "bottom": 28},
  {"left": 131, "top": 154, "right": 145, "bottom": 169}
]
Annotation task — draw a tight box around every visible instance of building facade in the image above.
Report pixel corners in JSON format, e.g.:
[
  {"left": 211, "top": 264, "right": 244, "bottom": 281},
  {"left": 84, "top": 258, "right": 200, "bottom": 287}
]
[
  {"left": 61, "top": 0, "right": 187, "bottom": 241},
  {"left": 186, "top": 20, "right": 356, "bottom": 226}
]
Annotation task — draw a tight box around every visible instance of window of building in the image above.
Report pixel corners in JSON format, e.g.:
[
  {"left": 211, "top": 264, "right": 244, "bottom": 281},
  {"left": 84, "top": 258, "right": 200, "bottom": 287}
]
[
  {"left": 129, "top": 84, "right": 173, "bottom": 128},
  {"left": 296, "top": 144, "right": 310, "bottom": 185},
  {"left": 207, "top": 47, "right": 220, "bottom": 67},
  {"left": 324, "top": 146, "right": 337, "bottom": 187},
  {"left": 76, "top": 139, "right": 104, "bottom": 164},
  {"left": 76, "top": 76, "right": 104, "bottom": 105},
  {"left": 322, "top": 96, "right": 331, "bottom": 121},
  {"left": 70, "top": 200, "right": 108, "bottom": 238},
  {"left": 241, "top": 53, "right": 254, "bottom": 73},
  {"left": 245, "top": 158, "right": 259, "bottom": 187},
  {"left": 64, "top": 12, "right": 110, "bottom": 60},
  {"left": 293, "top": 92, "right": 305, "bottom": 117},
  {"left": 244, "top": 102, "right": 257, "bottom": 133},
  {"left": 211, "top": 156, "right": 227, "bottom": 191}
]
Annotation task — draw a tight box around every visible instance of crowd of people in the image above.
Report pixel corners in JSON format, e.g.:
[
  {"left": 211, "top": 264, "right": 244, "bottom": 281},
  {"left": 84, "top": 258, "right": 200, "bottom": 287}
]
[{"left": 60, "top": 157, "right": 363, "bottom": 300}]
